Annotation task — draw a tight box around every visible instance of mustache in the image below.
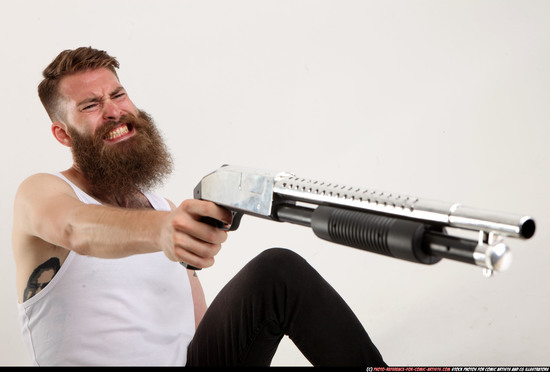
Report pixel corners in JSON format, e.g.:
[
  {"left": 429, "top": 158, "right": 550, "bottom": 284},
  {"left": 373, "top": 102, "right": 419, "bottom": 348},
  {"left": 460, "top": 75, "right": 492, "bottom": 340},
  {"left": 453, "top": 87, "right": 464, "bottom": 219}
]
[{"left": 95, "top": 112, "right": 149, "bottom": 141}]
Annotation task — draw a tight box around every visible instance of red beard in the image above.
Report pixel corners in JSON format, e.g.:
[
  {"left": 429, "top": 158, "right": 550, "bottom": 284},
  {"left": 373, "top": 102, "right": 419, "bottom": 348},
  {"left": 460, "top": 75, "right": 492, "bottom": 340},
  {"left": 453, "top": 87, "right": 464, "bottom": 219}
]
[{"left": 68, "top": 110, "right": 173, "bottom": 202}]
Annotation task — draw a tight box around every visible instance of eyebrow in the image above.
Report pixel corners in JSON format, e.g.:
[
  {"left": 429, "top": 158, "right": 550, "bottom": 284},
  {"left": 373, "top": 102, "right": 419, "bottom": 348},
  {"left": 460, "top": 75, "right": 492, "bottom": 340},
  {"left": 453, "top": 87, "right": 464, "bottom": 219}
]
[{"left": 76, "top": 86, "right": 126, "bottom": 107}]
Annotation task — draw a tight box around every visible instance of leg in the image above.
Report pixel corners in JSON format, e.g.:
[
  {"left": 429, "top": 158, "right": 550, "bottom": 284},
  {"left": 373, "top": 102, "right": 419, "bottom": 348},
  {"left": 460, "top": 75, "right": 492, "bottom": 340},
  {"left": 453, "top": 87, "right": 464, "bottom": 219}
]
[{"left": 186, "top": 248, "right": 386, "bottom": 367}]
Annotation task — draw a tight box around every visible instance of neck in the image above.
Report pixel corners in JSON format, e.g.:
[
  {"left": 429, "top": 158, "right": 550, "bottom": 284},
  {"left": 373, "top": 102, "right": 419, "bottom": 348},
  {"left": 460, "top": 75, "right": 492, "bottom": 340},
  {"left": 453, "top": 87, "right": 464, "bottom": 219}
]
[{"left": 62, "top": 166, "right": 153, "bottom": 209}]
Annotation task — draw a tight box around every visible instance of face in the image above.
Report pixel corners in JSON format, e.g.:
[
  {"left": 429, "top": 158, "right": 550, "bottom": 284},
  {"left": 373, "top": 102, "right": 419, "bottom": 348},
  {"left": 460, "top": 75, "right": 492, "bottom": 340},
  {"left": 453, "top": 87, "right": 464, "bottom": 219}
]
[
  {"left": 57, "top": 67, "right": 138, "bottom": 138},
  {"left": 55, "top": 68, "right": 173, "bottom": 198}
]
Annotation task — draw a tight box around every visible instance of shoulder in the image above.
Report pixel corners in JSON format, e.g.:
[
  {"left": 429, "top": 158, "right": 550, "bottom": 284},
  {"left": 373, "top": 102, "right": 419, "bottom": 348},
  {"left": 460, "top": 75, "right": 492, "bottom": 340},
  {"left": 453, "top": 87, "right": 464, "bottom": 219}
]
[
  {"left": 13, "top": 173, "right": 81, "bottom": 236},
  {"left": 17, "top": 172, "right": 69, "bottom": 192},
  {"left": 15, "top": 173, "right": 75, "bottom": 202}
]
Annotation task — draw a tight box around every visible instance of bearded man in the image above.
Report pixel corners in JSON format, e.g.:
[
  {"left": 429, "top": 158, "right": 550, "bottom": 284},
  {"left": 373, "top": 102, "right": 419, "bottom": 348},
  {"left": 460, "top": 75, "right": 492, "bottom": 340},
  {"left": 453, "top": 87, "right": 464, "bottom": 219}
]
[{"left": 12, "top": 47, "right": 386, "bottom": 367}]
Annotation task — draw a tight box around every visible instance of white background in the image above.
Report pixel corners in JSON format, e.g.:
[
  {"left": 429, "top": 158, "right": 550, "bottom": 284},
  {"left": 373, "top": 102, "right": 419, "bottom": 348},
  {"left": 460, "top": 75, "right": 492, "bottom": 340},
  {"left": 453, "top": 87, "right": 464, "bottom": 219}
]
[{"left": 1, "top": 0, "right": 548, "bottom": 366}]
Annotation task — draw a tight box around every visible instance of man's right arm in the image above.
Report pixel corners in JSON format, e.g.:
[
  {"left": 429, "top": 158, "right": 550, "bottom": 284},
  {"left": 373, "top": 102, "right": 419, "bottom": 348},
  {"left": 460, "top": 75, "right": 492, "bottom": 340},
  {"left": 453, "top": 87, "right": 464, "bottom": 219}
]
[
  {"left": 12, "top": 173, "right": 231, "bottom": 301},
  {"left": 13, "top": 174, "right": 169, "bottom": 257}
]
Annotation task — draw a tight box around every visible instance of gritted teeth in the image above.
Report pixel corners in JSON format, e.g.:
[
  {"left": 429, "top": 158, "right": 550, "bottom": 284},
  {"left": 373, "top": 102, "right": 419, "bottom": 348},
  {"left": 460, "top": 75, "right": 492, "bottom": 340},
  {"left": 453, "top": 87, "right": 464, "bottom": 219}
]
[{"left": 105, "top": 124, "right": 130, "bottom": 140}]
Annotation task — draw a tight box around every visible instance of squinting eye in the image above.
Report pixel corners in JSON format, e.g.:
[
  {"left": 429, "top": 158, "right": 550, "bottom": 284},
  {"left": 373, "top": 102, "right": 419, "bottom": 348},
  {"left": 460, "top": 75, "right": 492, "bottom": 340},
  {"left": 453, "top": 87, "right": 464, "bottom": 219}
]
[{"left": 80, "top": 103, "right": 98, "bottom": 112}]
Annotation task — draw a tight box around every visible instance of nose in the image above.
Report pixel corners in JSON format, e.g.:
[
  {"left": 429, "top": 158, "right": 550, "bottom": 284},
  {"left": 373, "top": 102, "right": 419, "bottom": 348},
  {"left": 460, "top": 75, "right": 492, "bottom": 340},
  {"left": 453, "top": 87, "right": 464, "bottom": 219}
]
[{"left": 102, "top": 100, "right": 122, "bottom": 121}]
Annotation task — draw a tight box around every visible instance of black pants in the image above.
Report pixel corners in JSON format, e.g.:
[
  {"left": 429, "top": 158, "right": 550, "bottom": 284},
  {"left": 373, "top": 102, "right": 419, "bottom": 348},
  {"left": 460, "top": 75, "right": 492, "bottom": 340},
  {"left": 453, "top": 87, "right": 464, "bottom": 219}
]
[{"left": 186, "top": 248, "right": 386, "bottom": 367}]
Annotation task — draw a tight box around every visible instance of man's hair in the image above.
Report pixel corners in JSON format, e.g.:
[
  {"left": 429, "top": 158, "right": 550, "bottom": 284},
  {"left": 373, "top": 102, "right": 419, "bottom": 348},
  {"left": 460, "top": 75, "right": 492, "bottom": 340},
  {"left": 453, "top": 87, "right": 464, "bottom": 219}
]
[{"left": 38, "top": 47, "right": 120, "bottom": 122}]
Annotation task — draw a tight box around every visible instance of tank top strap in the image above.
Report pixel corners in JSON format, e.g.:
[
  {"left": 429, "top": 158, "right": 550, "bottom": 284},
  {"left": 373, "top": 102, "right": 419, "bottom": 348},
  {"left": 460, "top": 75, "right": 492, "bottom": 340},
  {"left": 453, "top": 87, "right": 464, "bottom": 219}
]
[
  {"left": 52, "top": 172, "right": 171, "bottom": 211},
  {"left": 52, "top": 172, "right": 101, "bottom": 205},
  {"left": 143, "top": 191, "right": 171, "bottom": 212}
]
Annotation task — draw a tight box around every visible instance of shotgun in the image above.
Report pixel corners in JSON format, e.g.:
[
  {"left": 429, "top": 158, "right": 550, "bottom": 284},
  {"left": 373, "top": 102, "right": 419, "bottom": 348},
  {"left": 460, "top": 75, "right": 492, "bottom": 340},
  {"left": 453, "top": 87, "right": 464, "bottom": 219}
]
[{"left": 185, "top": 165, "right": 536, "bottom": 276}]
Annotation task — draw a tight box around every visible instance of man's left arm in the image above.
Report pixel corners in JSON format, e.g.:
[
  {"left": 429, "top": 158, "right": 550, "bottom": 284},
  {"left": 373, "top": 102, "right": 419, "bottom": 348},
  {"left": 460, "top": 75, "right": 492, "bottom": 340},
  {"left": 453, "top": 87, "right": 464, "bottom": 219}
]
[
  {"left": 186, "top": 270, "right": 208, "bottom": 329},
  {"left": 166, "top": 199, "right": 208, "bottom": 328}
]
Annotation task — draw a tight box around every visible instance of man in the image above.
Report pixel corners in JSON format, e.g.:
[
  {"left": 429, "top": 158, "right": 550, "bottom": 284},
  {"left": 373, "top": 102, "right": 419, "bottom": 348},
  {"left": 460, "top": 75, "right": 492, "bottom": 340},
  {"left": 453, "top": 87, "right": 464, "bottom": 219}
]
[{"left": 12, "top": 47, "right": 386, "bottom": 366}]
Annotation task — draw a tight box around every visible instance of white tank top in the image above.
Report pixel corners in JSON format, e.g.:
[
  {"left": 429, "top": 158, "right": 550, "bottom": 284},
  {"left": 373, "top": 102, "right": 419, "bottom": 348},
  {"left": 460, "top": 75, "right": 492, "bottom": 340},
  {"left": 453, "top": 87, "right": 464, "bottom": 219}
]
[{"left": 18, "top": 173, "right": 195, "bottom": 366}]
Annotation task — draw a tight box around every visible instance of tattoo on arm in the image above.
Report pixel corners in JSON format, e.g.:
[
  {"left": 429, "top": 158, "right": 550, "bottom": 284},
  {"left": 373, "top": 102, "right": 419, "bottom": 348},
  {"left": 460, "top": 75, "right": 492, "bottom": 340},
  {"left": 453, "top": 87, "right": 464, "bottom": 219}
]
[{"left": 23, "top": 257, "right": 61, "bottom": 302}]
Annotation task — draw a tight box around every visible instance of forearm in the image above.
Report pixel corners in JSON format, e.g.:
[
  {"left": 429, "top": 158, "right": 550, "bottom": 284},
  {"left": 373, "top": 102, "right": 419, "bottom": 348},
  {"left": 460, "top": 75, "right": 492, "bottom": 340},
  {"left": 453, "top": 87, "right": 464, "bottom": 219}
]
[
  {"left": 63, "top": 204, "right": 169, "bottom": 258},
  {"left": 16, "top": 174, "right": 231, "bottom": 265},
  {"left": 187, "top": 269, "right": 208, "bottom": 329}
]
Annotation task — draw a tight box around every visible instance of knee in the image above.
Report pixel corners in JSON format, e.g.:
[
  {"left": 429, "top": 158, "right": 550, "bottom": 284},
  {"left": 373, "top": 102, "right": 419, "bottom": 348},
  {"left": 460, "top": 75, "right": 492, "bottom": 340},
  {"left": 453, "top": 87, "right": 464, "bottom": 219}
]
[
  {"left": 247, "top": 248, "right": 314, "bottom": 282},
  {"left": 255, "top": 247, "right": 305, "bottom": 267}
]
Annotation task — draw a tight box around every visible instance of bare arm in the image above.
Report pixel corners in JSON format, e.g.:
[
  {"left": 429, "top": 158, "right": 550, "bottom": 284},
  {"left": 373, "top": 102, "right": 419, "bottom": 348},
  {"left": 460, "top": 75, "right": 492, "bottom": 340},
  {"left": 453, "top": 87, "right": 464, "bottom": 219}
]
[
  {"left": 187, "top": 270, "right": 208, "bottom": 329},
  {"left": 165, "top": 199, "right": 209, "bottom": 328},
  {"left": 14, "top": 174, "right": 167, "bottom": 257},
  {"left": 12, "top": 173, "right": 231, "bottom": 302}
]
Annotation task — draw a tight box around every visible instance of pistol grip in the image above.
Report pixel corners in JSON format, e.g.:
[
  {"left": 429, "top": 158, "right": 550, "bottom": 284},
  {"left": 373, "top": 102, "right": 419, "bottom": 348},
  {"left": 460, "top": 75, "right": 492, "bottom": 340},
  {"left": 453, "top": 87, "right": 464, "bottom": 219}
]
[{"left": 180, "top": 212, "right": 243, "bottom": 271}]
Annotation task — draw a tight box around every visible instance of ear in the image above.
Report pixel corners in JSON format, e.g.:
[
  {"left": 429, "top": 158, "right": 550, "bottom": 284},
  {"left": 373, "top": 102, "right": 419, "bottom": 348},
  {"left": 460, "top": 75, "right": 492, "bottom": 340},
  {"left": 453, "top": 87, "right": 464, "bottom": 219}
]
[{"left": 51, "top": 121, "right": 72, "bottom": 147}]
